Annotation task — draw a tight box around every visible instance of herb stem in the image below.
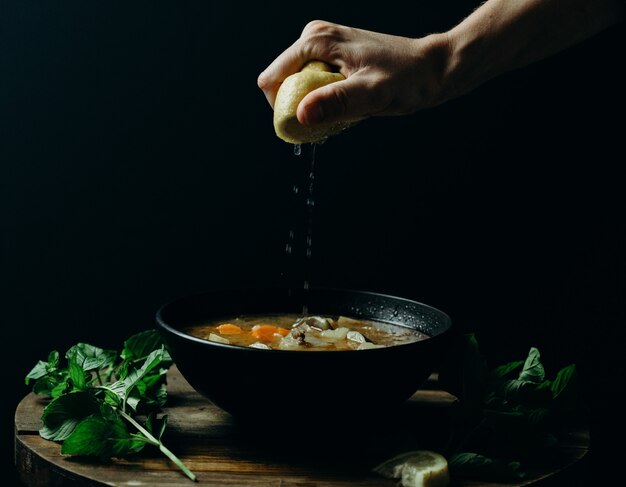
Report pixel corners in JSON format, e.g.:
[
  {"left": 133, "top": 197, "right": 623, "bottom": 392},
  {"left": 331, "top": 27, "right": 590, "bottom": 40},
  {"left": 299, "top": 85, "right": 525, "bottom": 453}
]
[{"left": 118, "top": 410, "right": 197, "bottom": 482}]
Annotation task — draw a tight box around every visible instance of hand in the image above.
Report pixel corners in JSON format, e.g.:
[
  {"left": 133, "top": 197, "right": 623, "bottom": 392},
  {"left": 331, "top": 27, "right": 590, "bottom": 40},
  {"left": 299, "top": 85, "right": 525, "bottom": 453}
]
[
  {"left": 257, "top": 20, "right": 452, "bottom": 127},
  {"left": 258, "top": 3, "right": 623, "bottom": 130}
]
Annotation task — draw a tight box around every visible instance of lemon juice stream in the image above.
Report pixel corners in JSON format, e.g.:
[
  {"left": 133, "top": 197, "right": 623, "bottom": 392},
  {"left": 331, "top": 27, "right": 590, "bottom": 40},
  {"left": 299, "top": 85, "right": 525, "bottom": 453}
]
[{"left": 284, "top": 143, "right": 317, "bottom": 314}]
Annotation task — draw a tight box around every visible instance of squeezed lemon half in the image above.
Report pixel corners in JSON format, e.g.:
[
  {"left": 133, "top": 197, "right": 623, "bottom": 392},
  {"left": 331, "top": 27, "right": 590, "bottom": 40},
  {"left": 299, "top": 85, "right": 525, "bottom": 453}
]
[
  {"left": 273, "top": 61, "right": 355, "bottom": 144},
  {"left": 373, "top": 450, "right": 450, "bottom": 487}
]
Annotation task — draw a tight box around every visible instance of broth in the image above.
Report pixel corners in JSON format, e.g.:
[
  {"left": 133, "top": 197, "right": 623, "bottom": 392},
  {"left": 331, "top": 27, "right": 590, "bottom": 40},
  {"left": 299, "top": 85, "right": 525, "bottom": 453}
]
[{"left": 185, "top": 314, "right": 429, "bottom": 351}]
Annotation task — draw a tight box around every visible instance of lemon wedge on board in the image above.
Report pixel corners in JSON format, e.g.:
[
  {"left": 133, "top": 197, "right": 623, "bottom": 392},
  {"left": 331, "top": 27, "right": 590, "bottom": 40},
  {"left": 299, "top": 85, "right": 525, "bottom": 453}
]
[
  {"left": 273, "top": 61, "right": 356, "bottom": 144},
  {"left": 373, "top": 450, "right": 450, "bottom": 487}
]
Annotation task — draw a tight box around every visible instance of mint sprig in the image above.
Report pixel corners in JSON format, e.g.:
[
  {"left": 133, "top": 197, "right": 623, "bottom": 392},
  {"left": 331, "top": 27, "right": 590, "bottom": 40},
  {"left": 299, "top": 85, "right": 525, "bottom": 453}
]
[
  {"left": 438, "top": 334, "right": 583, "bottom": 481},
  {"left": 25, "top": 330, "right": 196, "bottom": 482}
]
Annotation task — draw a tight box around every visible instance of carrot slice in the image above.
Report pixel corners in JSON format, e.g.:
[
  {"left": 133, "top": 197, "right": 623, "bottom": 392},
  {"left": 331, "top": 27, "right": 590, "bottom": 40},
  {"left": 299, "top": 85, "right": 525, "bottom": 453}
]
[
  {"left": 275, "top": 327, "right": 290, "bottom": 337},
  {"left": 216, "top": 323, "right": 243, "bottom": 335},
  {"left": 251, "top": 325, "right": 289, "bottom": 342}
]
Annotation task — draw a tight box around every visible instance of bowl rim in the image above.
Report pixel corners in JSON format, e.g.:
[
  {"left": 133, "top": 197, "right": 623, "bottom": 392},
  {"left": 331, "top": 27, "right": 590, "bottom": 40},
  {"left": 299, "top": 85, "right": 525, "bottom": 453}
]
[{"left": 155, "top": 286, "right": 452, "bottom": 354}]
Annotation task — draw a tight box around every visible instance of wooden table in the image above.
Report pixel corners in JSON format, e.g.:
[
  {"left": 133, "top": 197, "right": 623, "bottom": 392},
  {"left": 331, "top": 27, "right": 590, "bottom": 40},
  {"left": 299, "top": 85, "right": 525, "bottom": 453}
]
[{"left": 15, "top": 366, "right": 589, "bottom": 486}]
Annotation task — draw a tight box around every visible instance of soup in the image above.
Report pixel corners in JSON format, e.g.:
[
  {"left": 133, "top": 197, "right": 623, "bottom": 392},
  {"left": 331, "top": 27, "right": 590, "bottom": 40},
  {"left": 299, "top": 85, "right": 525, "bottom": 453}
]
[{"left": 185, "top": 314, "right": 429, "bottom": 351}]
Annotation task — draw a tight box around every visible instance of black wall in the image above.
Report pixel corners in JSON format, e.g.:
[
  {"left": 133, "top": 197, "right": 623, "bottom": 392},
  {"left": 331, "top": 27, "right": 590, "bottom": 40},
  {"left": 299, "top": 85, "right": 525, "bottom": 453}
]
[{"left": 2, "top": 1, "right": 624, "bottom": 484}]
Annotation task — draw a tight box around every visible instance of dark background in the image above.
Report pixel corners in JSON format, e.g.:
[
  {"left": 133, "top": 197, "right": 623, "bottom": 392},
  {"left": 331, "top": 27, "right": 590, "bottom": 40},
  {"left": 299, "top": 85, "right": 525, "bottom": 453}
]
[{"left": 2, "top": 1, "right": 624, "bottom": 485}]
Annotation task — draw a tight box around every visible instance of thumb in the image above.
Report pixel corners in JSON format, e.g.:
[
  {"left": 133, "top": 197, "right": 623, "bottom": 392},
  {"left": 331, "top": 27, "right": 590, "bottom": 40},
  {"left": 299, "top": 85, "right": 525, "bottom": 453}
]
[{"left": 296, "top": 75, "right": 380, "bottom": 126}]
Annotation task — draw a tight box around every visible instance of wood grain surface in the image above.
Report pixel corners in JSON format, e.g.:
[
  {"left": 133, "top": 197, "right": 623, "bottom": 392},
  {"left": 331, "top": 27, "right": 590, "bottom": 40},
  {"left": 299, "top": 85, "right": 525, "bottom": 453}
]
[{"left": 14, "top": 366, "right": 589, "bottom": 486}]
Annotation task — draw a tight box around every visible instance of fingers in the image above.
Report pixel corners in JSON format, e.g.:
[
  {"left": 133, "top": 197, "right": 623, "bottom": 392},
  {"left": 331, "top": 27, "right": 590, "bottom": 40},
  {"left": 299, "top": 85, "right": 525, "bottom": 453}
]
[
  {"left": 257, "top": 41, "right": 306, "bottom": 108},
  {"left": 258, "top": 20, "right": 347, "bottom": 109}
]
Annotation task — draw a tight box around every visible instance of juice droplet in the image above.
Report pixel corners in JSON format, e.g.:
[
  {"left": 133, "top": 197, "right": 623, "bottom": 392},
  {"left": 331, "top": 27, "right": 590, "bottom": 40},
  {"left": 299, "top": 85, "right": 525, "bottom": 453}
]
[{"left": 293, "top": 144, "right": 302, "bottom": 156}]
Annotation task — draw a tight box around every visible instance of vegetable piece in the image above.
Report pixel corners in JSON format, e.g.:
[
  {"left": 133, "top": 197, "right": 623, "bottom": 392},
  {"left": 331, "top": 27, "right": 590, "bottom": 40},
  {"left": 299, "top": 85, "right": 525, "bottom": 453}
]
[
  {"left": 303, "top": 333, "right": 328, "bottom": 347},
  {"left": 293, "top": 316, "right": 332, "bottom": 330},
  {"left": 346, "top": 330, "right": 366, "bottom": 343},
  {"left": 249, "top": 342, "right": 271, "bottom": 350},
  {"left": 208, "top": 333, "right": 230, "bottom": 344},
  {"left": 373, "top": 450, "right": 450, "bottom": 487},
  {"left": 251, "top": 325, "right": 289, "bottom": 342},
  {"left": 277, "top": 333, "right": 303, "bottom": 350},
  {"left": 216, "top": 323, "right": 242, "bottom": 335},
  {"left": 337, "top": 316, "right": 361, "bottom": 327},
  {"left": 320, "top": 327, "right": 350, "bottom": 340}
]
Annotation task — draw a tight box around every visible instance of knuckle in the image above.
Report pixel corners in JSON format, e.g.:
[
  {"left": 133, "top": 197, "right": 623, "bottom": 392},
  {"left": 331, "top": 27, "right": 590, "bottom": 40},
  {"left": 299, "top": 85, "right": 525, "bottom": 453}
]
[
  {"left": 302, "top": 20, "right": 332, "bottom": 36},
  {"left": 300, "top": 20, "right": 345, "bottom": 62},
  {"left": 302, "top": 20, "right": 344, "bottom": 44}
]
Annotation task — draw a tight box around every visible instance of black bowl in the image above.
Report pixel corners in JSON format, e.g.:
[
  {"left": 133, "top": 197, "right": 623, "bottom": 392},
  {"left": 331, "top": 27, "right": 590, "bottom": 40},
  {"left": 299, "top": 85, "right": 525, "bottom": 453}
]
[{"left": 155, "top": 287, "right": 452, "bottom": 420}]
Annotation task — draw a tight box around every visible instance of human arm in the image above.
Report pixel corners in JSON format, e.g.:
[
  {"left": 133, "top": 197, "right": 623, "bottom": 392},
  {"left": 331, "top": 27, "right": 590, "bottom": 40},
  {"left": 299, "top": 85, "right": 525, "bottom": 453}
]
[{"left": 257, "top": 0, "right": 624, "bottom": 126}]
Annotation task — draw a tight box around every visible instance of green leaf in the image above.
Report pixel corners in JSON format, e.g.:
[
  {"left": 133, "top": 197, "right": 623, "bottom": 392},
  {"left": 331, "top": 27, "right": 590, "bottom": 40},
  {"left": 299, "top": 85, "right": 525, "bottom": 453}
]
[
  {"left": 551, "top": 364, "right": 582, "bottom": 422},
  {"left": 133, "top": 369, "right": 169, "bottom": 410},
  {"left": 25, "top": 350, "right": 61, "bottom": 385},
  {"left": 449, "top": 452, "right": 526, "bottom": 481},
  {"left": 68, "top": 357, "right": 88, "bottom": 391},
  {"left": 62, "top": 415, "right": 145, "bottom": 459},
  {"left": 125, "top": 394, "right": 141, "bottom": 412},
  {"left": 103, "top": 389, "right": 122, "bottom": 408},
  {"left": 40, "top": 392, "right": 100, "bottom": 441},
  {"left": 490, "top": 360, "right": 524, "bottom": 381},
  {"left": 108, "top": 348, "right": 165, "bottom": 405},
  {"left": 496, "top": 378, "right": 553, "bottom": 407},
  {"left": 527, "top": 408, "right": 551, "bottom": 429},
  {"left": 551, "top": 364, "right": 576, "bottom": 399},
  {"left": 518, "top": 347, "right": 545, "bottom": 383},
  {"left": 25, "top": 362, "right": 49, "bottom": 384},
  {"left": 23, "top": 331, "right": 193, "bottom": 482},
  {"left": 66, "top": 343, "right": 117, "bottom": 372},
  {"left": 116, "top": 359, "right": 130, "bottom": 381},
  {"left": 121, "top": 330, "right": 167, "bottom": 362},
  {"left": 32, "top": 370, "right": 67, "bottom": 396},
  {"left": 51, "top": 380, "right": 72, "bottom": 398},
  {"left": 47, "top": 350, "right": 60, "bottom": 369}
]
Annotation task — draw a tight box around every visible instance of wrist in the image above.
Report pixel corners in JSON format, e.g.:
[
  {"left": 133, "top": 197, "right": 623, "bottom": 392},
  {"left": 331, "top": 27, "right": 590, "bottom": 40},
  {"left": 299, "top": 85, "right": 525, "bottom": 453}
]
[{"left": 408, "top": 32, "right": 459, "bottom": 109}]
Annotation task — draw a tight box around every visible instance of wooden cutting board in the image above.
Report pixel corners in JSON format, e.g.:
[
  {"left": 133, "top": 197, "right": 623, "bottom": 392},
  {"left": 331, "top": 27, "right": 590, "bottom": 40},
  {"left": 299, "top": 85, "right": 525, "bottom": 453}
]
[{"left": 14, "top": 366, "right": 589, "bottom": 486}]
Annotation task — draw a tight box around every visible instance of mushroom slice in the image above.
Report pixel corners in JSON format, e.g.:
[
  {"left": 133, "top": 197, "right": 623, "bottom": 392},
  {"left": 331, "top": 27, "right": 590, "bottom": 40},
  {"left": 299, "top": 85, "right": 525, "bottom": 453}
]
[
  {"left": 346, "top": 330, "right": 366, "bottom": 343},
  {"left": 293, "top": 316, "right": 332, "bottom": 330}
]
